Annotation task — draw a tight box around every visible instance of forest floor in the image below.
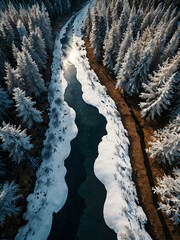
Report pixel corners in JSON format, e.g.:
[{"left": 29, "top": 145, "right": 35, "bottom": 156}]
[{"left": 84, "top": 37, "right": 180, "bottom": 240}]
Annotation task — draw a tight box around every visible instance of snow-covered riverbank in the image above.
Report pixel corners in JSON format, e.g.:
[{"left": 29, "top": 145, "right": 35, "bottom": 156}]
[
  {"left": 69, "top": 6, "right": 152, "bottom": 240},
  {"left": 15, "top": 16, "right": 78, "bottom": 240}
]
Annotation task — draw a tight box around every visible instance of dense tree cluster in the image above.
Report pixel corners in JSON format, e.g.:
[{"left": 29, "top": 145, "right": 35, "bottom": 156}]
[
  {"left": 85, "top": 0, "right": 180, "bottom": 225},
  {"left": 0, "top": 0, "right": 78, "bottom": 230}
]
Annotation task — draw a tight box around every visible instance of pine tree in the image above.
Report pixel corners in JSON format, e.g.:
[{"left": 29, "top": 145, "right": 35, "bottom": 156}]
[
  {"left": 112, "top": 0, "right": 123, "bottom": 22},
  {"left": 147, "top": 115, "right": 180, "bottom": 165},
  {"left": 0, "top": 122, "right": 33, "bottom": 164},
  {"left": 4, "top": 62, "right": 22, "bottom": 94},
  {"left": 13, "top": 88, "right": 43, "bottom": 129},
  {"left": 115, "top": 44, "right": 137, "bottom": 91},
  {"left": 140, "top": 52, "right": 180, "bottom": 120},
  {"left": 140, "top": 72, "right": 178, "bottom": 120},
  {"left": 16, "top": 47, "right": 47, "bottom": 97},
  {"left": 127, "top": 41, "right": 153, "bottom": 96},
  {"left": 16, "top": 19, "right": 28, "bottom": 41},
  {"left": 38, "top": 3, "right": 52, "bottom": 51},
  {"left": 114, "top": 26, "right": 133, "bottom": 75},
  {"left": 29, "top": 27, "right": 47, "bottom": 69},
  {"left": 90, "top": 7, "right": 105, "bottom": 59},
  {"left": 161, "top": 26, "right": 180, "bottom": 63},
  {"left": 0, "top": 181, "right": 22, "bottom": 225},
  {"left": 152, "top": 168, "right": 180, "bottom": 225},
  {"left": 103, "top": 21, "right": 121, "bottom": 70}
]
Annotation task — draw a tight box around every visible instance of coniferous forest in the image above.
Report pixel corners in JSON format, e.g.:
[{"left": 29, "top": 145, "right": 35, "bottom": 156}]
[
  {"left": 85, "top": 0, "right": 180, "bottom": 227},
  {"left": 0, "top": 0, "right": 179, "bottom": 239}
]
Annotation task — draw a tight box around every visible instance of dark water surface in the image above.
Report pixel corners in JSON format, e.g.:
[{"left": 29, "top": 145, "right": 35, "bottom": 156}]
[{"left": 48, "top": 21, "right": 116, "bottom": 240}]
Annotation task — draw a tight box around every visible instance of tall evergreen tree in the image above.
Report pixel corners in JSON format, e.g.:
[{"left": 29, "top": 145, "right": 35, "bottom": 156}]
[
  {"left": 114, "top": 26, "right": 133, "bottom": 75},
  {"left": 90, "top": 7, "right": 105, "bottom": 59},
  {"left": 0, "top": 181, "right": 22, "bottom": 225},
  {"left": 16, "top": 19, "right": 28, "bottom": 41},
  {"left": 140, "top": 52, "right": 180, "bottom": 120},
  {"left": 4, "top": 62, "right": 22, "bottom": 94},
  {"left": 0, "top": 122, "right": 33, "bottom": 164},
  {"left": 147, "top": 115, "right": 180, "bottom": 165},
  {"left": 16, "top": 47, "right": 47, "bottom": 97},
  {"left": 152, "top": 168, "right": 180, "bottom": 225},
  {"left": 127, "top": 41, "right": 153, "bottom": 95},
  {"left": 13, "top": 88, "right": 43, "bottom": 129}
]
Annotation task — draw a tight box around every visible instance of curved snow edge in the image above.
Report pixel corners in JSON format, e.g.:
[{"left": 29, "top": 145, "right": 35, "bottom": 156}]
[
  {"left": 15, "top": 16, "right": 78, "bottom": 240},
  {"left": 70, "top": 6, "right": 152, "bottom": 240}
]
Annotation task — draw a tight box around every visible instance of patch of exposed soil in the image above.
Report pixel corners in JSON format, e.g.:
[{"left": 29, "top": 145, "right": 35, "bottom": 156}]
[{"left": 84, "top": 36, "right": 180, "bottom": 240}]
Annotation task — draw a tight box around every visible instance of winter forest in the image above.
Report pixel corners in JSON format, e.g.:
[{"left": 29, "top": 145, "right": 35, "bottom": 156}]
[{"left": 0, "top": 0, "right": 179, "bottom": 239}]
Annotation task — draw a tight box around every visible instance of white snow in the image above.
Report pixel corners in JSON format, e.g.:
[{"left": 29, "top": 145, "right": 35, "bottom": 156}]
[
  {"left": 15, "top": 16, "right": 78, "bottom": 240},
  {"left": 66, "top": 5, "right": 152, "bottom": 240}
]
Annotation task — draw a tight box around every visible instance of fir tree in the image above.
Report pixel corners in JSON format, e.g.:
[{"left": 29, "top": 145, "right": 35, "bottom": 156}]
[
  {"left": 4, "top": 62, "right": 22, "bottom": 94},
  {"left": 13, "top": 88, "right": 43, "bottom": 129},
  {"left": 153, "top": 168, "right": 180, "bottom": 225},
  {"left": 114, "top": 26, "right": 133, "bottom": 75},
  {"left": 0, "top": 122, "right": 33, "bottom": 164},
  {"left": 127, "top": 41, "right": 153, "bottom": 95},
  {"left": 115, "top": 44, "right": 136, "bottom": 91},
  {"left": 16, "top": 47, "right": 47, "bottom": 97},
  {"left": 38, "top": 3, "right": 52, "bottom": 51},
  {"left": 90, "top": 6, "right": 107, "bottom": 60},
  {"left": 140, "top": 52, "right": 180, "bottom": 120},
  {"left": 147, "top": 115, "right": 180, "bottom": 165},
  {"left": 16, "top": 19, "right": 28, "bottom": 41},
  {"left": 0, "top": 181, "right": 22, "bottom": 225}
]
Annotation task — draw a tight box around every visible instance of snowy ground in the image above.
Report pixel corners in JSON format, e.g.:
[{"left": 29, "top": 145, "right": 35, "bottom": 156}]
[
  {"left": 15, "top": 16, "right": 78, "bottom": 240},
  {"left": 68, "top": 5, "right": 152, "bottom": 240},
  {"left": 16, "top": 2, "right": 152, "bottom": 240}
]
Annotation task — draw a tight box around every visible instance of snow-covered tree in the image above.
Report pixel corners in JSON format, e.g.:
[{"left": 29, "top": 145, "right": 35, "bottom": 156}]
[
  {"left": 90, "top": 7, "right": 106, "bottom": 59},
  {"left": 4, "top": 62, "right": 22, "bottom": 94},
  {"left": 147, "top": 115, "right": 180, "bottom": 165},
  {"left": 161, "top": 26, "right": 180, "bottom": 63},
  {"left": 38, "top": 3, "right": 52, "bottom": 51},
  {"left": 115, "top": 43, "right": 138, "bottom": 91},
  {"left": 140, "top": 52, "right": 180, "bottom": 120},
  {"left": 13, "top": 88, "right": 43, "bottom": 129},
  {"left": 126, "top": 41, "right": 153, "bottom": 95},
  {"left": 152, "top": 168, "right": 180, "bottom": 225},
  {"left": 0, "top": 181, "right": 22, "bottom": 225},
  {"left": 103, "top": 21, "right": 121, "bottom": 70},
  {"left": 0, "top": 122, "right": 33, "bottom": 164},
  {"left": 16, "top": 47, "right": 47, "bottom": 97},
  {"left": 16, "top": 19, "right": 28, "bottom": 41},
  {"left": 12, "top": 42, "right": 20, "bottom": 61},
  {"left": 114, "top": 26, "right": 133, "bottom": 75},
  {"left": 112, "top": 0, "right": 123, "bottom": 23}
]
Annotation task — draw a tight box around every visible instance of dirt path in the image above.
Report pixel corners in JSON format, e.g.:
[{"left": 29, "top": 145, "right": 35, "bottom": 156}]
[{"left": 84, "top": 37, "right": 179, "bottom": 240}]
